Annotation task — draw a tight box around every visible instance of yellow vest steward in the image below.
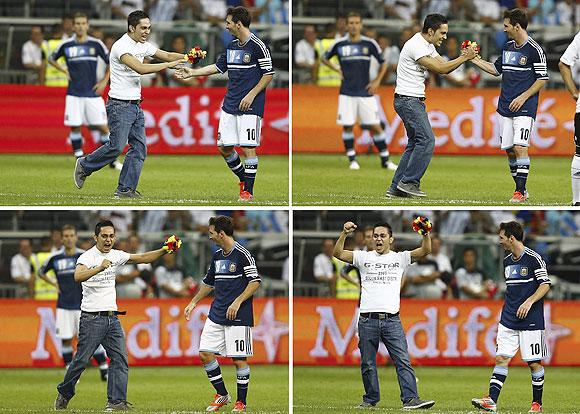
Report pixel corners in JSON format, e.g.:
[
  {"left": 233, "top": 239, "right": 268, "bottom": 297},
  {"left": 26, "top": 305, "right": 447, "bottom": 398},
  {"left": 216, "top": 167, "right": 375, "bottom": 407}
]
[
  {"left": 43, "top": 39, "right": 69, "bottom": 87},
  {"left": 32, "top": 251, "right": 58, "bottom": 300},
  {"left": 333, "top": 257, "right": 360, "bottom": 300},
  {"left": 315, "top": 38, "right": 342, "bottom": 87}
]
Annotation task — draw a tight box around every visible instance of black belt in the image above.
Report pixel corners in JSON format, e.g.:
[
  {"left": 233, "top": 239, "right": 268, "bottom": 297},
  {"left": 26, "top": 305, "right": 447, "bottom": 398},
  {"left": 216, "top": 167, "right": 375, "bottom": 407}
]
[
  {"left": 108, "top": 97, "right": 142, "bottom": 105},
  {"left": 394, "top": 93, "right": 426, "bottom": 101},
  {"left": 360, "top": 312, "right": 399, "bottom": 319},
  {"left": 82, "top": 310, "right": 126, "bottom": 316}
]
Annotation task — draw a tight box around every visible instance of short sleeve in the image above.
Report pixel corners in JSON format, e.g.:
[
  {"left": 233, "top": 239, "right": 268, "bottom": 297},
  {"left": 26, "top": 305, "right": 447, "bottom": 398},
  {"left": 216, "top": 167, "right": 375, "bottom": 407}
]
[
  {"left": 324, "top": 40, "right": 339, "bottom": 60},
  {"left": 39, "top": 255, "right": 55, "bottom": 276},
  {"left": 202, "top": 260, "right": 216, "bottom": 287},
  {"left": 51, "top": 42, "right": 65, "bottom": 61},
  {"left": 241, "top": 252, "right": 261, "bottom": 283},
  {"left": 215, "top": 52, "right": 227, "bottom": 73},
  {"left": 532, "top": 255, "right": 551, "bottom": 285},
  {"left": 455, "top": 268, "right": 468, "bottom": 288},
  {"left": 369, "top": 40, "right": 385, "bottom": 64},
  {"left": 145, "top": 41, "right": 157, "bottom": 58},
  {"left": 410, "top": 39, "right": 433, "bottom": 62},
  {"left": 493, "top": 54, "right": 503, "bottom": 75},
  {"left": 530, "top": 43, "right": 548, "bottom": 80},
  {"left": 560, "top": 33, "right": 580, "bottom": 66},
  {"left": 76, "top": 251, "right": 91, "bottom": 267},
  {"left": 96, "top": 40, "right": 110, "bottom": 64},
  {"left": 352, "top": 250, "right": 364, "bottom": 270},
  {"left": 400, "top": 251, "right": 412, "bottom": 271},
  {"left": 115, "top": 250, "right": 130, "bottom": 266},
  {"left": 256, "top": 42, "right": 274, "bottom": 76}
]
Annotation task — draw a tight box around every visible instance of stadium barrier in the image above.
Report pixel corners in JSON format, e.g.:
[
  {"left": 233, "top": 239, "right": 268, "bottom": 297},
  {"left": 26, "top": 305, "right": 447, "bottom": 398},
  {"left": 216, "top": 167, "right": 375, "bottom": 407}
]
[
  {"left": 294, "top": 297, "right": 580, "bottom": 366},
  {"left": 0, "top": 297, "right": 289, "bottom": 368},
  {"left": 0, "top": 85, "right": 289, "bottom": 155},
  {"left": 293, "top": 85, "right": 576, "bottom": 156}
]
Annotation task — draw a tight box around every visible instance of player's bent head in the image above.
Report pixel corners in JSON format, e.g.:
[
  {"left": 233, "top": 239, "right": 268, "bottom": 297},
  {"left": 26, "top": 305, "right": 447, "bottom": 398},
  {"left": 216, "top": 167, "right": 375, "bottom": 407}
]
[
  {"left": 127, "top": 10, "right": 150, "bottom": 33},
  {"left": 503, "top": 8, "right": 528, "bottom": 30},
  {"left": 499, "top": 221, "right": 524, "bottom": 242},
  {"left": 422, "top": 13, "right": 448, "bottom": 34},
  {"left": 227, "top": 6, "right": 251, "bottom": 28},
  {"left": 209, "top": 215, "right": 235, "bottom": 237},
  {"left": 95, "top": 220, "right": 115, "bottom": 236}
]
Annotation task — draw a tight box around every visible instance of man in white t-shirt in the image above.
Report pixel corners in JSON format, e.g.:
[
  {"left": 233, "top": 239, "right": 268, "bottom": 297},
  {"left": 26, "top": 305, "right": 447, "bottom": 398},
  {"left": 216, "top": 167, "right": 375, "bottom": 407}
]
[
  {"left": 333, "top": 221, "right": 435, "bottom": 410},
  {"left": 558, "top": 30, "right": 580, "bottom": 206},
  {"left": 313, "top": 238, "right": 337, "bottom": 297},
  {"left": 73, "top": 10, "right": 189, "bottom": 198},
  {"left": 54, "top": 220, "right": 181, "bottom": 411},
  {"left": 387, "top": 13, "right": 477, "bottom": 198}
]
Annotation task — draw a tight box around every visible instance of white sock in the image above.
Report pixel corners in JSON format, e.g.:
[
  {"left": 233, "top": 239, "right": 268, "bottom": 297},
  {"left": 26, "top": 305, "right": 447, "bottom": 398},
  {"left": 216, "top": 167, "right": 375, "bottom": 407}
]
[{"left": 572, "top": 155, "right": 580, "bottom": 203}]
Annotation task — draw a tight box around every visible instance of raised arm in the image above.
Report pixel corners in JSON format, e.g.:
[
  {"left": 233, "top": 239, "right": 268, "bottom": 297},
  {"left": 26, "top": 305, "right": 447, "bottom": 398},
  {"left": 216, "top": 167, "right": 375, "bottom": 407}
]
[
  {"left": 127, "top": 248, "right": 167, "bottom": 264},
  {"left": 120, "top": 53, "right": 185, "bottom": 75},
  {"left": 333, "top": 222, "right": 357, "bottom": 264},
  {"left": 154, "top": 48, "right": 188, "bottom": 63},
  {"left": 175, "top": 63, "right": 221, "bottom": 79},
  {"left": 417, "top": 47, "right": 477, "bottom": 75},
  {"left": 470, "top": 56, "right": 501, "bottom": 76},
  {"left": 410, "top": 233, "right": 432, "bottom": 263}
]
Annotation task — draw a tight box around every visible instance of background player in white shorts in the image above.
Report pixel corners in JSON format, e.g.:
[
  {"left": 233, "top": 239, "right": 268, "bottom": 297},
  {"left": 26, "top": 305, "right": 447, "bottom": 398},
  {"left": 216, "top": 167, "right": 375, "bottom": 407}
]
[
  {"left": 49, "top": 12, "right": 121, "bottom": 169},
  {"left": 176, "top": 6, "right": 274, "bottom": 202},
  {"left": 184, "top": 216, "right": 261, "bottom": 413},
  {"left": 558, "top": 30, "right": 580, "bottom": 206},
  {"left": 472, "top": 221, "right": 551, "bottom": 413}
]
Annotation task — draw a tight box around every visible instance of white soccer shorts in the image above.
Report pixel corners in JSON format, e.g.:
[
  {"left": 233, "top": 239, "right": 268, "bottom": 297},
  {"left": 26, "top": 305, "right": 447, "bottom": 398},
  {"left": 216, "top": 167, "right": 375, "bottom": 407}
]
[
  {"left": 199, "top": 317, "right": 254, "bottom": 358},
  {"left": 55, "top": 308, "right": 81, "bottom": 339},
  {"left": 496, "top": 323, "right": 549, "bottom": 361},
  {"left": 217, "top": 110, "right": 262, "bottom": 147},
  {"left": 499, "top": 114, "right": 534, "bottom": 150},
  {"left": 337, "top": 95, "right": 380, "bottom": 126},
  {"left": 64, "top": 95, "right": 107, "bottom": 127}
]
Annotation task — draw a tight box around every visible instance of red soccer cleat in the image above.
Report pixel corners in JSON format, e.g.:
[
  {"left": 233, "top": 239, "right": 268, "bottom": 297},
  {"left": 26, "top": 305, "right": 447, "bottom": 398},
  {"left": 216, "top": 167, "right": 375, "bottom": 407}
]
[
  {"left": 509, "top": 191, "right": 527, "bottom": 203},
  {"left": 231, "top": 401, "right": 246, "bottom": 413},
  {"left": 471, "top": 396, "right": 497, "bottom": 412},
  {"left": 528, "top": 402, "right": 542, "bottom": 413},
  {"left": 206, "top": 394, "right": 231, "bottom": 412}
]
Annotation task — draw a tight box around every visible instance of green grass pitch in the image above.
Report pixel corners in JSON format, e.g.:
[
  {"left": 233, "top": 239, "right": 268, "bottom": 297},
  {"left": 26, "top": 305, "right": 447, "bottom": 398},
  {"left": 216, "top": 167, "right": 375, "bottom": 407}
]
[
  {"left": 294, "top": 366, "right": 580, "bottom": 413},
  {"left": 0, "top": 154, "right": 288, "bottom": 206},
  {"left": 0, "top": 365, "right": 288, "bottom": 413},
  {"left": 292, "top": 154, "right": 571, "bottom": 206}
]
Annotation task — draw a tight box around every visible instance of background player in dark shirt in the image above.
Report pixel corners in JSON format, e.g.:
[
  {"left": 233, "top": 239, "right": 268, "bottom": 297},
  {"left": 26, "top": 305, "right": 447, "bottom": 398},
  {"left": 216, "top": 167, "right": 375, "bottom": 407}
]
[
  {"left": 184, "top": 216, "right": 261, "bottom": 413},
  {"left": 38, "top": 224, "right": 109, "bottom": 381},
  {"left": 176, "top": 6, "right": 274, "bottom": 202},
  {"left": 472, "top": 221, "right": 550, "bottom": 414},
  {"left": 322, "top": 12, "right": 396, "bottom": 171},
  {"left": 470, "top": 9, "right": 548, "bottom": 203}
]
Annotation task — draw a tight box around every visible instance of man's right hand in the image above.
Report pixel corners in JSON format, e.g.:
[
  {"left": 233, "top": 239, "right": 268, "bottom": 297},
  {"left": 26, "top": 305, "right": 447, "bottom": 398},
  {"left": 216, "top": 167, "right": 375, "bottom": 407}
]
[
  {"left": 175, "top": 67, "right": 194, "bottom": 79},
  {"left": 184, "top": 301, "right": 196, "bottom": 321},
  {"left": 343, "top": 221, "right": 357, "bottom": 234},
  {"left": 100, "top": 259, "right": 112, "bottom": 271}
]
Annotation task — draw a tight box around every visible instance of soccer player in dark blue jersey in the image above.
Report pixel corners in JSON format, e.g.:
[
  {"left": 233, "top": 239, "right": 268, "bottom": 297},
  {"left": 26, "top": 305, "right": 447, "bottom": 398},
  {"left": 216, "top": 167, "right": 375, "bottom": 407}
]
[
  {"left": 472, "top": 221, "right": 550, "bottom": 414},
  {"left": 184, "top": 216, "right": 261, "bottom": 413},
  {"left": 49, "top": 13, "right": 121, "bottom": 169},
  {"left": 322, "top": 12, "right": 395, "bottom": 171},
  {"left": 37, "top": 224, "right": 109, "bottom": 381},
  {"left": 176, "top": 6, "right": 274, "bottom": 202},
  {"left": 470, "top": 9, "right": 548, "bottom": 203}
]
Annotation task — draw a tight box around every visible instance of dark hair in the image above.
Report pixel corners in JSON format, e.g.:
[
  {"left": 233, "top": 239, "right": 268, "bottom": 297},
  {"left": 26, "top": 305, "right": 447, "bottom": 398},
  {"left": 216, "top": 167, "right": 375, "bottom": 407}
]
[
  {"left": 209, "top": 216, "right": 234, "bottom": 237},
  {"left": 227, "top": 6, "right": 251, "bottom": 28},
  {"left": 373, "top": 222, "right": 393, "bottom": 237},
  {"left": 499, "top": 221, "right": 524, "bottom": 241},
  {"left": 127, "top": 10, "right": 149, "bottom": 32},
  {"left": 336, "top": 13, "right": 346, "bottom": 21},
  {"left": 347, "top": 11, "right": 362, "bottom": 20},
  {"left": 422, "top": 13, "right": 448, "bottom": 34},
  {"left": 95, "top": 220, "right": 115, "bottom": 236},
  {"left": 62, "top": 224, "right": 76, "bottom": 233},
  {"left": 463, "top": 247, "right": 477, "bottom": 256},
  {"left": 504, "top": 8, "right": 528, "bottom": 30},
  {"left": 363, "top": 225, "right": 374, "bottom": 233},
  {"left": 73, "top": 12, "right": 88, "bottom": 22}
]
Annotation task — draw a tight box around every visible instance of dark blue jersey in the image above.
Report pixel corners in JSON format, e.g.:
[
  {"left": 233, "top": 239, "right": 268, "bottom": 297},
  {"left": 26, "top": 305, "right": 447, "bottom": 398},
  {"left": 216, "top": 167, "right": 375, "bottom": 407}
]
[
  {"left": 215, "top": 34, "right": 274, "bottom": 117},
  {"left": 500, "top": 247, "right": 551, "bottom": 330},
  {"left": 202, "top": 242, "right": 261, "bottom": 326},
  {"left": 51, "top": 35, "right": 109, "bottom": 98},
  {"left": 40, "top": 248, "right": 85, "bottom": 310},
  {"left": 325, "top": 35, "right": 384, "bottom": 97},
  {"left": 493, "top": 37, "right": 548, "bottom": 119}
]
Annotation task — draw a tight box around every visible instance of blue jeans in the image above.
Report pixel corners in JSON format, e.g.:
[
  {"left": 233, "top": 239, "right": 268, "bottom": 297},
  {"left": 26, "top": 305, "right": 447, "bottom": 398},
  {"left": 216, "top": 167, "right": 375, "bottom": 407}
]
[
  {"left": 358, "top": 314, "right": 418, "bottom": 405},
  {"left": 81, "top": 99, "right": 147, "bottom": 192},
  {"left": 389, "top": 95, "right": 435, "bottom": 191},
  {"left": 57, "top": 313, "right": 129, "bottom": 404}
]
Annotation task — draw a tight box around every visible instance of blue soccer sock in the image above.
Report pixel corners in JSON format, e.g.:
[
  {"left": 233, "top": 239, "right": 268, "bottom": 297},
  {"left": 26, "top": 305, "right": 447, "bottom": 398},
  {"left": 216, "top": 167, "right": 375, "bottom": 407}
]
[
  {"left": 531, "top": 367, "right": 544, "bottom": 405},
  {"left": 508, "top": 158, "right": 517, "bottom": 184},
  {"left": 515, "top": 157, "right": 530, "bottom": 194},
  {"left": 372, "top": 133, "right": 389, "bottom": 167},
  {"left": 204, "top": 359, "right": 228, "bottom": 396},
  {"left": 489, "top": 365, "right": 508, "bottom": 403},
  {"left": 244, "top": 157, "right": 258, "bottom": 194},
  {"left": 224, "top": 151, "right": 245, "bottom": 183},
  {"left": 62, "top": 343, "right": 73, "bottom": 367},
  {"left": 69, "top": 131, "right": 83, "bottom": 157},
  {"left": 236, "top": 366, "right": 250, "bottom": 404},
  {"left": 100, "top": 133, "right": 110, "bottom": 145},
  {"left": 342, "top": 131, "right": 356, "bottom": 162}
]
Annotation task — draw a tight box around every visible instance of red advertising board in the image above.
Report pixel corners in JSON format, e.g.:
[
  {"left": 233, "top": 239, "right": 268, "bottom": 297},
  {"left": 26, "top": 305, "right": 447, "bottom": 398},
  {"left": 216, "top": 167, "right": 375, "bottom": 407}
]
[
  {"left": 0, "top": 298, "right": 289, "bottom": 367},
  {"left": 0, "top": 85, "right": 288, "bottom": 155}
]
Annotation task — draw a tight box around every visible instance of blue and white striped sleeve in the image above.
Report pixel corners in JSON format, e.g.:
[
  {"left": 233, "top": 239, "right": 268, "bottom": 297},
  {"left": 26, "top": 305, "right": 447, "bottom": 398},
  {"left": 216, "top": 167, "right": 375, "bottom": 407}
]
[
  {"left": 530, "top": 39, "right": 549, "bottom": 80},
  {"left": 253, "top": 36, "right": 274, "bottom": 77},
  {"left": 533, "top": 255, "right": 551, "bottom": 285}
]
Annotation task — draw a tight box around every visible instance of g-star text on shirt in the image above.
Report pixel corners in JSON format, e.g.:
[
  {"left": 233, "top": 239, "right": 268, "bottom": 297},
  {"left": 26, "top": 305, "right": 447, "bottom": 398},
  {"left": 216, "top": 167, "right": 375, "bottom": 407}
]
[{"left": 363, "top": 262, "right": 400, "bottom": 269}]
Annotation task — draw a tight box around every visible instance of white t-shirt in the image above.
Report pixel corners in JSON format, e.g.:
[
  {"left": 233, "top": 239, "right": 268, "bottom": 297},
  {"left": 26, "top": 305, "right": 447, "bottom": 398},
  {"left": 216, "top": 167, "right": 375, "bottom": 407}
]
[
  {"left": 109, "top": 33, "right": 157, "bottom": 100},
  {"left": 313, "top": 253, "right": 334, "bottom": 281},
  {"left": 155, "top": 266, "right": 184, "bottom": 298},
  {"left": 560, "top": 32, "right": 580, "bottom": 113},
  {"left": 22, "top": 40, "right": 43, "bottom": 66},
  {"left": 395, "top": 32, "right": 439, "bottom": 97},
  {"left": 295, "top": 39, "right": 316, "bottom": 67},
  {"left": 77, "top": 246, "right": 130, "bottom": 312},
  {"left": 11, "top": 254, "right": 33, "bottom": 281},
  {"left": 455, "top": 267, "right": 484, "bottom": 300},
  {"left": 353, "top": 249, "right": 411, "bottom": 314}
]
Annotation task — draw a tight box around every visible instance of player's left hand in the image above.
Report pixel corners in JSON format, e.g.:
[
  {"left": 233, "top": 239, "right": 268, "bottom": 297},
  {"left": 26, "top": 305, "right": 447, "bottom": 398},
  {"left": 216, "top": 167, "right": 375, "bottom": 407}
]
[
  {"left": 516, "top": 299, "right": 533, "bottom": 319},
  {"left": 366, "top": 79, "right": 380, "bottom": 95},
  {"left": 226, "top": 301, "right": 241, "bottom": 320},
  {"left": 239, "top": 93, "right": 255, "bottom": 111},
  {"left": 509, "top": 95, "right": 527, "bottom": 112}
]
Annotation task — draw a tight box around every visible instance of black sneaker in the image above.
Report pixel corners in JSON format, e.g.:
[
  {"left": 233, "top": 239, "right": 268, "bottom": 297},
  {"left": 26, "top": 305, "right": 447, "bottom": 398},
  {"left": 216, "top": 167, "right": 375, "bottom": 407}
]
[
  {"left": 397, "top": 182, "right": 426, "bottom": 197},
  {"left": 356, "top": 402, "right": 376, "bottom": 409},
  {"left": 100, "top": 368, "right": 108, "bottom": 382},
  {"left": 386, "top": 187, "right": 410, "bottom": 198},
  {"left": 402, "top": 398, "right": 435, "bottom": 410},
  {"left": 574, "top": 202, "right": 580, "bottom": 206},
  {"left": 54, "top": 393, "right": 70, "bottom": 410},
  {"left": 73, "top": 157, "right": 87, "bottom": 189},
  {"left": 113, "top": 189, "right": 141, "bottom": 199},
  {"left": 105, "top": 401, "right": 133, "bottom": 412}
]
